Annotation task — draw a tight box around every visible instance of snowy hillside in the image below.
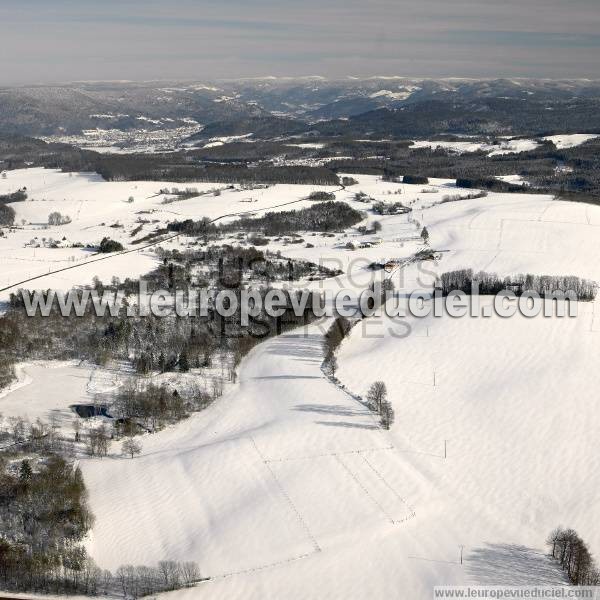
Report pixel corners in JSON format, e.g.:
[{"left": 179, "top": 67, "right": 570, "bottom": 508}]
[{"left": 1, "top": 170, "right": 597, "bottom": 598}]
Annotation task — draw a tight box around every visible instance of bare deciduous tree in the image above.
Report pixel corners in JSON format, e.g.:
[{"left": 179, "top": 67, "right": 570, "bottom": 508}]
[
  {"left": 367, "top": 381, "right": 387, "bottom": 413},
  {"left": 547, "top": 527, "right": 598, "bottom": 585},
  {"left": 122, "top": 437, "right": 142, "bottom": 458},
  {"left": 379, "top": 399, "right": 395, "bottom": 430},
  {"left": 181, "top": 561, "right": 201, "bottom": 585}
]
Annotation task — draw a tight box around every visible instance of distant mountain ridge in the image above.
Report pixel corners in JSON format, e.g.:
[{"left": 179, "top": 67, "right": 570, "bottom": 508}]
[{"left": 2, "top": 78, "right": 600, "bottom": 137}]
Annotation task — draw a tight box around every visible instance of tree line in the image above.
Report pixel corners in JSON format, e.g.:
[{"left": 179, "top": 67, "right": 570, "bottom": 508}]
[
  {"left": 92, "top": 155, "right": 340, "bottom": 186},
  {"left": 168, "top": 201, "right": 364, "bottom": 238},
  {"left": 439, "top": 269, "right": 597, "bottom": 302},
  {"left": 322, "top": 318, "right": 395, "bottom": 430},
  {"left": 547, "top": 527, "right": 600, "bottom": 585}
]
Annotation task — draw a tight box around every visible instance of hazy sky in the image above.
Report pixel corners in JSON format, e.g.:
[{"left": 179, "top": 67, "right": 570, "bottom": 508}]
[{"left": 2, "top": 0, "right": 600, "bottom": 84}]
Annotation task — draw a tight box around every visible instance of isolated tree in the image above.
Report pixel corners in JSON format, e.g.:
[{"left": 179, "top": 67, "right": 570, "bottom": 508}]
[
  {"left": 19, "top": 459, "right": 33, "bottom": 483},
  {"left": 382, "top": 278, "right": 395, "bottom": 293},
  {"left": 98, "top": 237, "right": 124, "bottom": 253},
  {"left": 86, "top": 424, "right": 109, "bottom": 457},
  {"left": 97, "top": 424, "right": 110, "bottom": 457},
  {"left": 211, "top": 378, "right": 223, "bottom": 399},
  {"left": 367, "top": 381, "right": 387, "bottom": 413},
  {"left": 379, "top": 399, "right": 395, "bottom": 430},
  {"left": 421, "top": 226, "right": 430, "bottom": 244},
  {"left": 122, "top": 437, "right": 142, "bottom": 459},
  {"left": 202, "top": 347, "right": 213, "bottom": 368},
  {"left": 9, "top": 416, "right": 26, "bottom": 444},
  {"left": 324, "top": 355, "right": 338, "bottom": 378},
  {"left": 178, "top": 350, "right": 190, "bottom": 372},
  {"left": 0, "top": 204, "right": 15, "bottom": 226}
]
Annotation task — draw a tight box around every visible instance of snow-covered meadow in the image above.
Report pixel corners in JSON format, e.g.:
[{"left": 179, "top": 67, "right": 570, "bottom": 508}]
[
  {"left": 412, "top": 132, "right": 600, "bottom": 156},
  {"left": 1, "top": 168, "right": 598, "bottom": 598},
  {"left": 0, "top": 168, "right": 339, "bottom": 302},
  {"left": 411, "top": 138, "right": 541, "bottom": 156},
  {"left": 542, "top": 133, "right": 600, "bottom": 149}
]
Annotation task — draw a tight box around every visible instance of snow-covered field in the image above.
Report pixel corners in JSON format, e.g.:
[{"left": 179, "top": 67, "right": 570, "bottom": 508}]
[
  {"left": 411, "top": 138, "right": 540, "bottom": 156},
  {"left": 0, "top": 168, "right": 339, "bottom": 302},
  {"left": 542, "top": 133, "right": 600, "bottom": 149},
  {"left": 0, "top": 361, "right": 130, "bottom": 435},
  {"left": 1, "top": 170, "right": 598, "bottom": 598},
  {"left": 412, "top": 133, "right": 600, "bottom": 155}
]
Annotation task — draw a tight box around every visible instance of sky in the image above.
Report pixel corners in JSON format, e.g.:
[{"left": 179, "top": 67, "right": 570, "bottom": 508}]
[{"left": 1, "top": 0, "right": 600, "bottom": 84}]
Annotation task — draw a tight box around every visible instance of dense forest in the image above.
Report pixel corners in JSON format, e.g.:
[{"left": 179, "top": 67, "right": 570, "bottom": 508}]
[
  {"left": 2, "top": 126, "right": 600, "bottom": 200},
  {"left": 0, "top": 432, "right": 202, "bottom": 595},
  {"left": 0, "top": 245, "right": 327, "bottom": 416},
  {"left": 316, "top": 98, "right": 600, "bottom": 138},
  {"left": 0, "top": 135, "right": 339, "bottom": 185},
  {"left": 0, "top": 453, "right": 98, "bottom": 594},
  {"left": 332, "top": 138, "right": 600, "bottom": 202}
]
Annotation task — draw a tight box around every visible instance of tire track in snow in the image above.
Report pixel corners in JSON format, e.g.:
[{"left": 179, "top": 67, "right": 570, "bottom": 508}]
[
  {"left": 334, "top": 454, "right": 394, "bottom": 524},
  {"left": 264, "top": 447, "right": 417, "bottom": 525},
  {"left": 361, "top": 453, "right": 417, "bottom": 523},
  {"left": 248, "top": 435, "right": 321, "bottom": 554},
  {"left": 211, "top": 548, "right": 318, "bottom": 581},
  {"left": 264, "top": 444, "right": 394, "bottom": 464}
]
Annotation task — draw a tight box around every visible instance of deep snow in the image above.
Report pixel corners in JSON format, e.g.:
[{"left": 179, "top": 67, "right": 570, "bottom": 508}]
[{"left": 1, "top": 170, "right": 596, "bottom": 598}]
